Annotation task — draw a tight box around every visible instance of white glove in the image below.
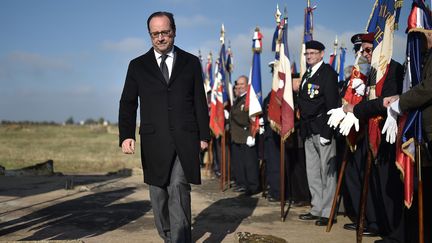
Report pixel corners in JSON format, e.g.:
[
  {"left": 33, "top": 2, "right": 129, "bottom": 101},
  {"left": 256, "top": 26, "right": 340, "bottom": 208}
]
[
  {"left": 327, "top": 106, "right": 346, "bottom": 129},
  {"left": 246, "top": 136, "right": 255, "bottom": 147},
  {"left": 382, "top": 107, "right": 398, "bottom": 144},
  {"left": 259, "top": 117, "right": 264, "bottom": 125},
  {"left": 339, "top": 112, "right": 359, "bottom": 136},
  {"left": 319, "top": 137, "right": 330, "bottom": 146},
  {"left": 224, "top": 109, "right": 229, "bottom": 119},
  {"left": 259, "top": 126, "right": 265, "bottom": 135},
  {"left": 352, "top": 78, "right": 366, "bottom": 96}
]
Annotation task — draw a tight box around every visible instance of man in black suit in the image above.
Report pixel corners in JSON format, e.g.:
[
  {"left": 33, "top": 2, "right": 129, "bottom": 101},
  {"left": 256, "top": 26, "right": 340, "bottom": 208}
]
[
  {"left": 297, "top": 40, "right": 340, "bottom": 226},
  {"left": 118, "top": 11, "right": 210, "bottom": 243},
  {"left": 330, "top": 32, "right": 404, "bottom": 240},
  {"left": 229, "top": 75, "right": 260, "bottom": 195}
]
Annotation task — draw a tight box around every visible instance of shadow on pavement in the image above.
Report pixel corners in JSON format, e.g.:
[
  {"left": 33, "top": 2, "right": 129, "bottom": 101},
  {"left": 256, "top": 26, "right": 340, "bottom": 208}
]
[
  {"left": 0, "top": 173, "right": 132, "bottom": 200},
  {"left": 0, "top": 187, "right": 151, "bottom": 241},
  {"left": 192, "top": 195, "right": 259, "bottom": 242}
]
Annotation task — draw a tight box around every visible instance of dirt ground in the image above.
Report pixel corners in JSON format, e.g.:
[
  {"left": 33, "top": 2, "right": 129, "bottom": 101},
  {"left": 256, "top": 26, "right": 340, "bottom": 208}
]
[{"left": 0, "top": 171, "right": 380, "bottom": 243}]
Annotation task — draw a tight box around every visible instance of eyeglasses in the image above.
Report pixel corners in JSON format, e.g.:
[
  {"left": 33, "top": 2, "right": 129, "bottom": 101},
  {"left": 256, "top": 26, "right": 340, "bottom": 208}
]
[
  {"left": 149, "top": 30, "right": 172, "bottom": 39},
  {"left": 304, "top": 51, "right": 320, "bottom": 56},
  {"left": 361, "top": 47, "right": 373, "bottom": 54}
]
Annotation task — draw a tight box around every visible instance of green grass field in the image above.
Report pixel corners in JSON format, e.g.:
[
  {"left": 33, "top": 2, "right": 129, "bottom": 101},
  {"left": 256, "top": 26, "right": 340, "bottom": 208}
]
[{"left": 0, "top": 124, "right": 141, "bottom": 173}]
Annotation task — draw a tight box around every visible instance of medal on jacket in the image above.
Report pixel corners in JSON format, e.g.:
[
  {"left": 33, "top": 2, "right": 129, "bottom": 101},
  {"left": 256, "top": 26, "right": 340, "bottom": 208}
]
[{"left": 307, "top": 83, "right": 320, "bottom": 98}]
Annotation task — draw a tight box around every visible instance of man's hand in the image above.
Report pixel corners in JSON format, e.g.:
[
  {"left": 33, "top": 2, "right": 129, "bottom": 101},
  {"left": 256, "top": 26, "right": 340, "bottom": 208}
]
[
  {"left": 383, "top": 95, "right": 399, "bottom": 108},
  {"left": 339, "top": 112, "right": 359, "bottom": 136},
  {"left": 200, "top": 141, "right": 209, "bottom": 151},
  {"left": 327, "top": 106, "right": 346, "bottom": 129},
  {"left": 246, "top": 136, "right": 255, "bottom": 147},
  {"left": 319, "top": 137, "right": 330, "bottom": 146},
  {"left": 382, "top": 107, "right": 398, "bottom": 144},
  {"left": 122, "top": 138, "right": 135, "bottom": 154},
  {"left": 224, "top": 109, "right": 230, "bottom": 119},
  {"left": 292, "top": 78, "right": 301, "bottom": 92}
]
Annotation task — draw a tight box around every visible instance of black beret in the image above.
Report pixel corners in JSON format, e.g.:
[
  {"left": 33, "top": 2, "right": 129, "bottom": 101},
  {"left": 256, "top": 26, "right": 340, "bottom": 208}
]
[
  {"left": 305, "top": 40, "right": 325, "bottom": 51},
  {"left": 351, "top": 33, "right": 363, "bottom": 45}
]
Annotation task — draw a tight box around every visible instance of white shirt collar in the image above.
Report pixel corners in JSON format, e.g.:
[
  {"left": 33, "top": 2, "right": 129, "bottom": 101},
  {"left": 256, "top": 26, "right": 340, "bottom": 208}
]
[
  {"left": 154, "top": 48, "right": 174, "bottom": 60},
  {"left": 309, "top": 60, "right": 323, "bottom": 77}
]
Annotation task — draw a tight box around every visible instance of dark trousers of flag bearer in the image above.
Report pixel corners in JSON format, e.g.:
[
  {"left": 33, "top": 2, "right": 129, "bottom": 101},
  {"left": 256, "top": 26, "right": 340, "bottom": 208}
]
[
  {"left": 285, "top": 131, "right": 311, "bottom": 205},
  {"left": 263, "top": 128, "right": 281, "bottom": 200},
  {"left": 343, "top": 136, "right": 380, "bottom": 234},
  {"left": 211, "top": 137, "right": 221, "bottom": 177},
  {"left": 231, "top": 142, "right": 260, "bottom": 194}
]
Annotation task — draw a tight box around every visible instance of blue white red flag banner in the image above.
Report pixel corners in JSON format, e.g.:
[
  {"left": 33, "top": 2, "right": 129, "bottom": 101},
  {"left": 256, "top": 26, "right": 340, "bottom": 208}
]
[
  {"left": 245, "top": 28, "right": 263, "bottom": 137},
  {"left": 204, "top": 52, "right": 213, "bottom": 94},
  {"left": 300, "top": 2, "right": 316, "bottom": 77},
  {"left": 396, "top": 0, "right": 432, "bottom": 208},
  {"left": 338, "top": 47, "right": 347, "bottom": 81}
]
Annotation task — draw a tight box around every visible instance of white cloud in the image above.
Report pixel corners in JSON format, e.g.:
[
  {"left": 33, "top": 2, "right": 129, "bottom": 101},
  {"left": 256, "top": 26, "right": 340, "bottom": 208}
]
[
  {"left": 0, "top": 51, "right": 72, "bottom": 84},
  {"left": 102, "top": 37, "right": 147, "bottom": 53},
  {"left": 6, "top": 51, "right": 71, "bottom": 70}
]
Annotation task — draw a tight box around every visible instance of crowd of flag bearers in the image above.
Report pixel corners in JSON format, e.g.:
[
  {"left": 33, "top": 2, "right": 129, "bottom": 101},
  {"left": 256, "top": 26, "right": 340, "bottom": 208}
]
[{"left": 199, "top": 1, "right": 431, "bottom": 242}]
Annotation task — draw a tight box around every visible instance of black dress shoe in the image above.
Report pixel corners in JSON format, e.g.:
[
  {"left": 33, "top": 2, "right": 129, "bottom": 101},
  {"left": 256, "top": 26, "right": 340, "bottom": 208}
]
[
  {"left": 299, "top": 213, "right": 319, "bottom": 220},
  {"left": 362, "top": 228, "right": 380, "bottom": 237},
  {"left": 291, "top": 201, "right": 311, "bottom": 207},
  {"left": 343, "top": 223, "right": 379, "bottom": 237},
  {"left": 315, "top": 217, "right": 337, "bottom": 226},
  {"left": 343, "top": 223, "right": 356, "bottom": 231},
  {"left": 233, "top": 187, "right": 246, "bottom": 192}
]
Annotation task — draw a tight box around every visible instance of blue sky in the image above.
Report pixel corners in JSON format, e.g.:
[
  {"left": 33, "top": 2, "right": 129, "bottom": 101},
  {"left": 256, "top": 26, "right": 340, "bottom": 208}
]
[{"left": 0, "top": 0, "right": 412, "bottom": 123}]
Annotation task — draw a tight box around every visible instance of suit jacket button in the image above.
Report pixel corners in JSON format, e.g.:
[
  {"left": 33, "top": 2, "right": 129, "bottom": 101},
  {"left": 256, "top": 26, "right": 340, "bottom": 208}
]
[
  {"left": 169, "top": 127, "right": 175, "bottom": 131},
  {"left": 168, "top": 107, "right": 173, "bottom": 111},
  {"left": 167, "top": 88, "right": 172, "bottom": 92}
]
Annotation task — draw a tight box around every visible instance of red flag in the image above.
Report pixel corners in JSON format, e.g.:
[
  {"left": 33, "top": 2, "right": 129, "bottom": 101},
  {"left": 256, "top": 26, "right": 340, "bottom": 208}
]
[{"left": 342, "top": 54, "right": 370, "bottom": 151}]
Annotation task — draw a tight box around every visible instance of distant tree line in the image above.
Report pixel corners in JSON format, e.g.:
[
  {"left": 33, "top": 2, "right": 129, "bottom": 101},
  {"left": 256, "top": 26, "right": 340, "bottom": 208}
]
[
  {"left": 1, "top": 120, "right": 59, "bottom": 125},
  {"left": 2, "top": 116, "right": 111, "bottom": 126}
]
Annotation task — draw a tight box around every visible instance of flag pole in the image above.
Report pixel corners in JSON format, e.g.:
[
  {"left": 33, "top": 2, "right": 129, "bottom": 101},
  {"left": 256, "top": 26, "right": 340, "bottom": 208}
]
[
  {"left": 416, "top": 142, "right": 424, "bottom": 243},
  {"left": 280, "top": 137, "right": 286, "bottom": 221},
  {"left": 326, "top": 146, "right": 349, "bottom": 232},
  {"left": 356, "top": 149, "right": 373, "bottom": 243},
  {"left": 207, "top": 137, "right": 214, "bottom": 177},
  {"left": 227, "top": 134, "right": 231, "bottom": 189}
]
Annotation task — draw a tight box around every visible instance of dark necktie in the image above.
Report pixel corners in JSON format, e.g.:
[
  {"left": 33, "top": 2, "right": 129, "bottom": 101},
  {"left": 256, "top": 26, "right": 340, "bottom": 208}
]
[
  {"left": 301, "top": 68, "right": 312, "bottom": 89},
  {"left": 160, "top": 54, "right": 169, "bottom": 82}
]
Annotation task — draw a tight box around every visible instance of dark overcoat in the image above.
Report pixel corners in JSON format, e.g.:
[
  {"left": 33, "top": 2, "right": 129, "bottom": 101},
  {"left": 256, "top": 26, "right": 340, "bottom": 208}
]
[{"left": 119, "top": 46, "right": 210, "bottom": 187}]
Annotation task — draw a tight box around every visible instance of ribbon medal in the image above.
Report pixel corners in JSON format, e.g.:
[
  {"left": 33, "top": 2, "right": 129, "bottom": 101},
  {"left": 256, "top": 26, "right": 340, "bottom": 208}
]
[{"left": 307, "top": 83, "right": 320, "bottom": 98}]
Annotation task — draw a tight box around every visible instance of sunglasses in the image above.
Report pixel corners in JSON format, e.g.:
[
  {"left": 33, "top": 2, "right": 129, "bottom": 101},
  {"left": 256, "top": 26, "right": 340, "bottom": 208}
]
[{"left": 361, "top": 47, "right": 373, "bottom": 54}]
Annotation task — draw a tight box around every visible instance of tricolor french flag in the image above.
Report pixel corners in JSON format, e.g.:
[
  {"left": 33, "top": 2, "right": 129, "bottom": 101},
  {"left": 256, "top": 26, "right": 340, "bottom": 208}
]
[{"left": 245, "top": 28, "right": 263, "bottom": 137}]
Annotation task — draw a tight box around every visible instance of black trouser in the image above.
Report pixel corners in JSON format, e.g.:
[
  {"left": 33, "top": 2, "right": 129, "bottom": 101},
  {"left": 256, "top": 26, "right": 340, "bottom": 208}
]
[
  {"left": 264, "top": 131, "right": 281, "bottom": 199},
  {"left": 231, "top": 142, "right": 260, "bottom": 192},
  {"left": 344, "top": 136, "right": 379, "bottom": 231},
  {"left": 286, "top": 144, "right": 311, "bottom": 203}
]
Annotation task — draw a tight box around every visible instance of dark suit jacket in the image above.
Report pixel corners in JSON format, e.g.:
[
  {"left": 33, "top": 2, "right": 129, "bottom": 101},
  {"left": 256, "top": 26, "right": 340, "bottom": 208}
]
[
  {"left": 353, "top": 60, "right": 404, "bottom": 120},
  {"left": 230, "top": 94, "right": 250, "bottom": 144},
  {"left": 297, "top": 63, "right": 340, "bottom": 140},
  {"left": 118, "top": 46, "right": 210, "bottom": 187}
]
